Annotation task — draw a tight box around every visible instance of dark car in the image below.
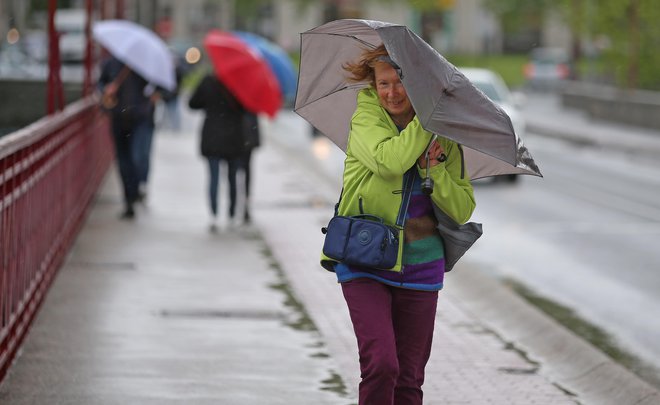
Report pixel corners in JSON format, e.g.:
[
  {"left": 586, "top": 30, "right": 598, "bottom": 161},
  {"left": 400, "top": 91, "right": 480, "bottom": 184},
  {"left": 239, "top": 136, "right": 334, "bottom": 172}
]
[{"left": 523, "top": 47, "right": 572, "bottom": 91}]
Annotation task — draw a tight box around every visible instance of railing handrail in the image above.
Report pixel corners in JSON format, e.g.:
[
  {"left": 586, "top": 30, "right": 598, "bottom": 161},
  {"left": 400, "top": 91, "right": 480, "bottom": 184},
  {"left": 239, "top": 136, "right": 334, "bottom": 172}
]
[
  {"left": 0, "top": 96, "right": 113, "bottom": 383},
  {"left": 0, "top": 96, "right": 98, "bottom": 160}
]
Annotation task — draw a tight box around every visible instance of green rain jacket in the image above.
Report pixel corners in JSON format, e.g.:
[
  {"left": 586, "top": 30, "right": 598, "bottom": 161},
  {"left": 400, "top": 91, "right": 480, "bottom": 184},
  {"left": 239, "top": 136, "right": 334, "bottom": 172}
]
[{"left": 321, "top": 87, "right": 476, "bottom": 272}]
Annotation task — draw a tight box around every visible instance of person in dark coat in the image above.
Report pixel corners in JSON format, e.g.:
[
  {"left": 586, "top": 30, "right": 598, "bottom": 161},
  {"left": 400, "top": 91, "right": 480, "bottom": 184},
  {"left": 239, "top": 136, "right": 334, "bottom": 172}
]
[
  {"left": 98, "top": 55, "right": 157, "bottom": 219},
  {"left": 188, "top": 73, "right": 247, "bottom": 230},
  {"left": 241, "top": 111, "right": 260, "bottom": 223}
]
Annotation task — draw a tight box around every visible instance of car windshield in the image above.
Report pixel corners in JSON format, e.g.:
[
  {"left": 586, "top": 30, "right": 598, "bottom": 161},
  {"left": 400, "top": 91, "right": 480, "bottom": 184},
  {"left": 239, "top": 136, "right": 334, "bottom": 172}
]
[
  {"left": 531, "top": 48, "right": 568, "bottom": 64},
  {"left": 471, "top": 81, "right": 502, "bottom": 103}
]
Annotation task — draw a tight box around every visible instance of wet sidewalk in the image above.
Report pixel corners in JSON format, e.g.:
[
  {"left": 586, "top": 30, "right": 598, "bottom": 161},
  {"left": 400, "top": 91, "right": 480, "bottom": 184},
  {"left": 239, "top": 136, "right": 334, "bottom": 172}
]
[
  {"left": 0, "top": 98, "right": 658, "bottom": 404},
  {"left": 0, "top": 110, "right": 349, "bottom": 404}
]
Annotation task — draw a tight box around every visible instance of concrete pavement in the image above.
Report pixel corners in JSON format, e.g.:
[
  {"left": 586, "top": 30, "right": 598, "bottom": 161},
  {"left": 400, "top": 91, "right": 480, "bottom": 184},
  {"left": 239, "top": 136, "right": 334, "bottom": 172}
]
[{"left": 0, "top": 95, "right": 658, "bottom": 404}]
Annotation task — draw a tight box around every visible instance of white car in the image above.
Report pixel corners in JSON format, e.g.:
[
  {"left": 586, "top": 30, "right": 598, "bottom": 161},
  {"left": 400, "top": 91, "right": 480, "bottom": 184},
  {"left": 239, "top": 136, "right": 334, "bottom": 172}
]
[{"left": 459, "top": 67, "right": 526, "bottom": 183}]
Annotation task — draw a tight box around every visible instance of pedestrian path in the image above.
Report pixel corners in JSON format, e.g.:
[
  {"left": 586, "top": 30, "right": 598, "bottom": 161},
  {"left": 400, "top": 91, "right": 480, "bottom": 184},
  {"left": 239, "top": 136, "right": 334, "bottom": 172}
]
[
  {"left": 0, "top": 112, "right": 350, "bottom": 404},
  {"left": 0, "top": 101, "right": 658, "bottom": 404}
]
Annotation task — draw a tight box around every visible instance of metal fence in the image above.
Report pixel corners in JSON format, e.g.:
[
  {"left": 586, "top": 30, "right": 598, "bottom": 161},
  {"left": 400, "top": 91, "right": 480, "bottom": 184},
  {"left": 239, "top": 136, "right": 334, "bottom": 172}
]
[{"left": 0, "top": 98, "right": 113, "bottom": 381}]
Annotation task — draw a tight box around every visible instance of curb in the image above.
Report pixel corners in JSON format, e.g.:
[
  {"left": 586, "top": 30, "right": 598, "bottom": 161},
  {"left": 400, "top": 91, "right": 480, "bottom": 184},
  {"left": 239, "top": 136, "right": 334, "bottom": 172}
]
[
  {"left": 526, "top": 119, "right": 660, "bottom": 158},
  {"left": 449, "top": 264, "right": 660, "bottom": 405}
]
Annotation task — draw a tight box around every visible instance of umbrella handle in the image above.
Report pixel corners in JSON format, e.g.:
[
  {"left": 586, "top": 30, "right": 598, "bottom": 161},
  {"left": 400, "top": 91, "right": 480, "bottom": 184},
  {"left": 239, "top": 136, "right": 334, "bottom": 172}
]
[
  {"left": 421, "top": 157, "right": 434, "bottom": 195},
  {"left": 101, "top": 66, "right": 131, "bottom": 109},
  {"left": 421, "top": 135, "right": 437, "bottom": 195}
]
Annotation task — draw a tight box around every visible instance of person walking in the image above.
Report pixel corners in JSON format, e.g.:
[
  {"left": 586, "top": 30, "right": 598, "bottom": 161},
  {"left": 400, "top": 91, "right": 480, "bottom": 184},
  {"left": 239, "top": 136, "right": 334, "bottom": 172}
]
[
  {"left": 98, "top": 55, "right": 157, "bottom": 219},
  {"left": 241, "top": 111, "right": 260, "bottom": 223},
  {"left": 188, "top": 73, "right": 247, "bottom": 230},
  {"left": 320, "top": 45, "right": 476, "bottom": 404},
  {"left": 160, "top": 57, "right": 185, "bottom": 131}
]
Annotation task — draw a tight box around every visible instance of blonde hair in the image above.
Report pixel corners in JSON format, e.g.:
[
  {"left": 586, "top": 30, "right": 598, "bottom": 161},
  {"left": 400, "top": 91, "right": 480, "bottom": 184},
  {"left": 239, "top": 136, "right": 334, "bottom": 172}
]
[{"left": 342, "top": 44, "right": 389, "bottom": 88}]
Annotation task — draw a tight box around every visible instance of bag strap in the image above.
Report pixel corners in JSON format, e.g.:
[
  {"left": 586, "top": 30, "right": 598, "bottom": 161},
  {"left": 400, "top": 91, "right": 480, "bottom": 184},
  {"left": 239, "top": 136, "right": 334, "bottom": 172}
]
[
  {"left": 396, "top": 168, "right": 415, "bottom": 227},
  {"left": 333, "top": 167, "right": 415, "bottom": 228}
]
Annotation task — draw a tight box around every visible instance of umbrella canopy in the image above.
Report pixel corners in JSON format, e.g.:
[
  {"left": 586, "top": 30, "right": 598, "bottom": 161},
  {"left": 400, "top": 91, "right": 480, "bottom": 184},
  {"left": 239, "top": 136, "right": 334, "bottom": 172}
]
[
  {"left": 233, "top": 31, "right": 297, "bottom": 105},
  {"left": 203, "top": 30, "right": 282, "bottom": 118},
  {"left": 295, "top": 19, "right": 541, "bottom": 179},
  {"left": 93, "top": 19, "right": 176, "bottom": 91}
]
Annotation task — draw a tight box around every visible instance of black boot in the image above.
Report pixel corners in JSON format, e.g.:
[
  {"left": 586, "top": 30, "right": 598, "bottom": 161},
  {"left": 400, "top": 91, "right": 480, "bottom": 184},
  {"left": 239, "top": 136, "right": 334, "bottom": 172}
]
[{"left": 120, "top": 205, "right": 135, "bottom": 220}]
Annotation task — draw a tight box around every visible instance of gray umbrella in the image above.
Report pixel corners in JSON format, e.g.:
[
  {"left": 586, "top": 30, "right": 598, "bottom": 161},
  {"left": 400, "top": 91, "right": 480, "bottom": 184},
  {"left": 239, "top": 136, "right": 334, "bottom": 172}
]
[{"left": 294, "top": 19, "right": 542, "bottom": 179}]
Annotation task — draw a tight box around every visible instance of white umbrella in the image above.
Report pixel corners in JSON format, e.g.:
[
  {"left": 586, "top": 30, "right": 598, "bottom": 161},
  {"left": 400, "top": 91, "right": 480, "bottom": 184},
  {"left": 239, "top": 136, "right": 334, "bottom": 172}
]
[{"left": 93, "top": 19, "right": 176, "bottom": 91}]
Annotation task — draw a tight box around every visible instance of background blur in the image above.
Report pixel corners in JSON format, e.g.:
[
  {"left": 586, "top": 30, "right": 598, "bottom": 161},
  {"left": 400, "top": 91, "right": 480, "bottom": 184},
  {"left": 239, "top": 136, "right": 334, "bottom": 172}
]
[
  {"left": 3, "top": 0, "right": 660, "bottom": 90},
  {"left": 2, "top": 0, "right": 660, "bottom": 394}
]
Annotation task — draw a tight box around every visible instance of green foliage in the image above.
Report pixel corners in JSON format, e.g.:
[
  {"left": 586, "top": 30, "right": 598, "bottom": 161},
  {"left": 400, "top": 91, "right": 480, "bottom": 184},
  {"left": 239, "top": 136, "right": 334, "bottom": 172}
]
[
  {"left": 289, "top": 50, "right": 301, "bottom": 72},
  {"left": 406, "top": 0, "right": 453, "bottom": 12},
  {"left": 180, "top": 64, "right": 210, "bottom": 92},
  {"left": 486, "top": 0, "right": 660, "bottom": 90},
  {"left": 29, "top": 0, "right": 75, "bottom": 12},
  {"left": 445, "top": 54, "right": 528, "bottom": 89},
  {"left": 553, "top": 0, "right": 588, "bottom": 37},
  {"left": 234, "top": 0, "right": 267, "bottom": 16},
  {"left": 590, "top": 0, "right": 660, "bottom": 89},
  {"left": 482, "top": 0, "right": 550, "bottom": 34}
]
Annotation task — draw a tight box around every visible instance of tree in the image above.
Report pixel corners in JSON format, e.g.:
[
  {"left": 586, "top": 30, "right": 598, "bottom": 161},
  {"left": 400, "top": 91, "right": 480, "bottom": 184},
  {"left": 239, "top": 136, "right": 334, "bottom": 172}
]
[
  {"left": 482, "top": 0, "right": 552, "bottom": 52},
  {"left": 487, "top": 0, "right": 660, "bottom": 89},
  {"left": 588, "top": 0, "right": 660, "bottom": 89}
]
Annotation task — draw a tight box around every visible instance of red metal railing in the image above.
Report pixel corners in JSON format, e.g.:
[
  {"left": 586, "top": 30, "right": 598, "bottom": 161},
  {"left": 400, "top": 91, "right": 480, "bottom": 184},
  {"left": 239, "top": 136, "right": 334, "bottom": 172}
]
[{"left": 0, "top": 97, "right": 113, "bottom": 381}]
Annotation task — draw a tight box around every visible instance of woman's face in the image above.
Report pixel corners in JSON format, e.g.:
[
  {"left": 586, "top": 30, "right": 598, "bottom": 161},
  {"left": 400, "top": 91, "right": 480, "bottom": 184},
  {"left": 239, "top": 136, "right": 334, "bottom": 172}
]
[{"left": 374, "top": 62, "right": 413, "bottom": 123}]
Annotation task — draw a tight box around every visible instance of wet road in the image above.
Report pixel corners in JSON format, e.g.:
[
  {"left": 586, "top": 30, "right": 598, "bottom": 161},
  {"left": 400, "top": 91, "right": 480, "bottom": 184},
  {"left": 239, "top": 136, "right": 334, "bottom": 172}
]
[{"left": 469, "top": 132, "right": 660, "bottom": 377}]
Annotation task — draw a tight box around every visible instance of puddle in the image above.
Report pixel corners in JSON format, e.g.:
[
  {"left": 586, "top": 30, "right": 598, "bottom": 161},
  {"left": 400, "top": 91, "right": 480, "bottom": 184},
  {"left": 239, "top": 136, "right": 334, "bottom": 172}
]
[
  {"left": 498, "top": 366, "right": 538, "bottom": 375},
  {"left": 159, "top": 309, "right": 283, "bottom": 320},
  {"left": 68, "top": 261, "right": 136, "bottom": 271},
  {"left": 320, "top": 370, "right": 350, "bottom": 398},
  {"left": 259, "top": 242, "right": 353, "bottom": 401}
]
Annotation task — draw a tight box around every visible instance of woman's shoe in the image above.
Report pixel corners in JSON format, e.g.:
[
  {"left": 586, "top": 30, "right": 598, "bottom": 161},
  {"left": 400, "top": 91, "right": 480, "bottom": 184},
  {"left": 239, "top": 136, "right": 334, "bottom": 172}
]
[
  {"left": 209, "top": 215, "right": 218, "bottom": 233},
  {"left": 120, "top": 206, "right": 135, "bottom": 220}
]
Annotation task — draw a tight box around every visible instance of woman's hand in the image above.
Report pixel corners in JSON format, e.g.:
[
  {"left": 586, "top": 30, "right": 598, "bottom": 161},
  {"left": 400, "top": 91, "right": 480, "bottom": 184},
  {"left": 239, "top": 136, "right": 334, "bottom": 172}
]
[
  {"left": 103, "top": 82, "right": 118, "bottom": 98},
  {"left": 417, "top": 140, "right": 445, "bottom": 169}
]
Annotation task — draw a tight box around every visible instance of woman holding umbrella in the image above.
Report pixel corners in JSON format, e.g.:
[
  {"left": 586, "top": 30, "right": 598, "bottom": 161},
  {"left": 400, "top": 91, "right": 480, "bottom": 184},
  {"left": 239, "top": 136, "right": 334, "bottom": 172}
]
[
  {"left": 188, "top": 73, "right": 247, "bottom": 230},
  {"left": 98, "top": 55, "right": 158, "bottom": 219},
  {"left": 190, "top": 30, "right": 281, "bottom": 229},
  {"left": 94, "top": 20, "right": 177, "bottom": 219},
  {"left": 326, "top": 45, "right": 476, "bottom": 404}
]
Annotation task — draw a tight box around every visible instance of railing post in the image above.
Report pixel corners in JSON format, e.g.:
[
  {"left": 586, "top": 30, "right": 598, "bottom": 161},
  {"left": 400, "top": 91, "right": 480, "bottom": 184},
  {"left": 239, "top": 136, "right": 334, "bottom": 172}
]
[
  {"left": 116, "top": 0, "right": 125, "bottom": 19},
  {"left": 47, "top": 0, "right": 65, "bottom": 114},
  {"left": 0, "top": 100, "right": 114, "bottom": 383},
  {"left": 82, "top": 0, "right": 94, "bottom": 96}
]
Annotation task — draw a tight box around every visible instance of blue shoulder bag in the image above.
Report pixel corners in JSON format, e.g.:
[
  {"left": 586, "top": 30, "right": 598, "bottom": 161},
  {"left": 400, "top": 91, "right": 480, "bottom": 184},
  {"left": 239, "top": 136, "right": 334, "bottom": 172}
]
[{"left": 321, "top": 169, "right": 415, "bottom": 270}]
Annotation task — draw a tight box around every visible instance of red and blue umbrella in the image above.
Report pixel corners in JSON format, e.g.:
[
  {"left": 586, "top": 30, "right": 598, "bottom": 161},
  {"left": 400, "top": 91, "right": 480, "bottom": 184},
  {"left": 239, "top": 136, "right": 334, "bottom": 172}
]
[
  {"left": 232, "top": 31, "right": 298, "bottom": 105},
  {"left": 203, "top": 30, "right": 281, "bottom": 117}
]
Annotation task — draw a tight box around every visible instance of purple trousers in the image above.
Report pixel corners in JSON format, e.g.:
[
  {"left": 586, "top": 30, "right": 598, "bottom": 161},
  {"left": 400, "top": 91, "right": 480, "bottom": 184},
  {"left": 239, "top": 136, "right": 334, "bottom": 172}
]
[{"left": 341, "top": 278, "right": 439, "bottom": 405}]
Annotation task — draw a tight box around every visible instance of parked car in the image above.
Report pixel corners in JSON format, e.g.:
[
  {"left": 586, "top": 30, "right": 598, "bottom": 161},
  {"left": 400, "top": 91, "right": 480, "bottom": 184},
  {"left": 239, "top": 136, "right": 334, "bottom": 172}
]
[
  {"left": 459, "top": 67, "right": 526, "bottom": 183},
  {"left": 523, "top": 47, "right": 572, "bottom": 91}
]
